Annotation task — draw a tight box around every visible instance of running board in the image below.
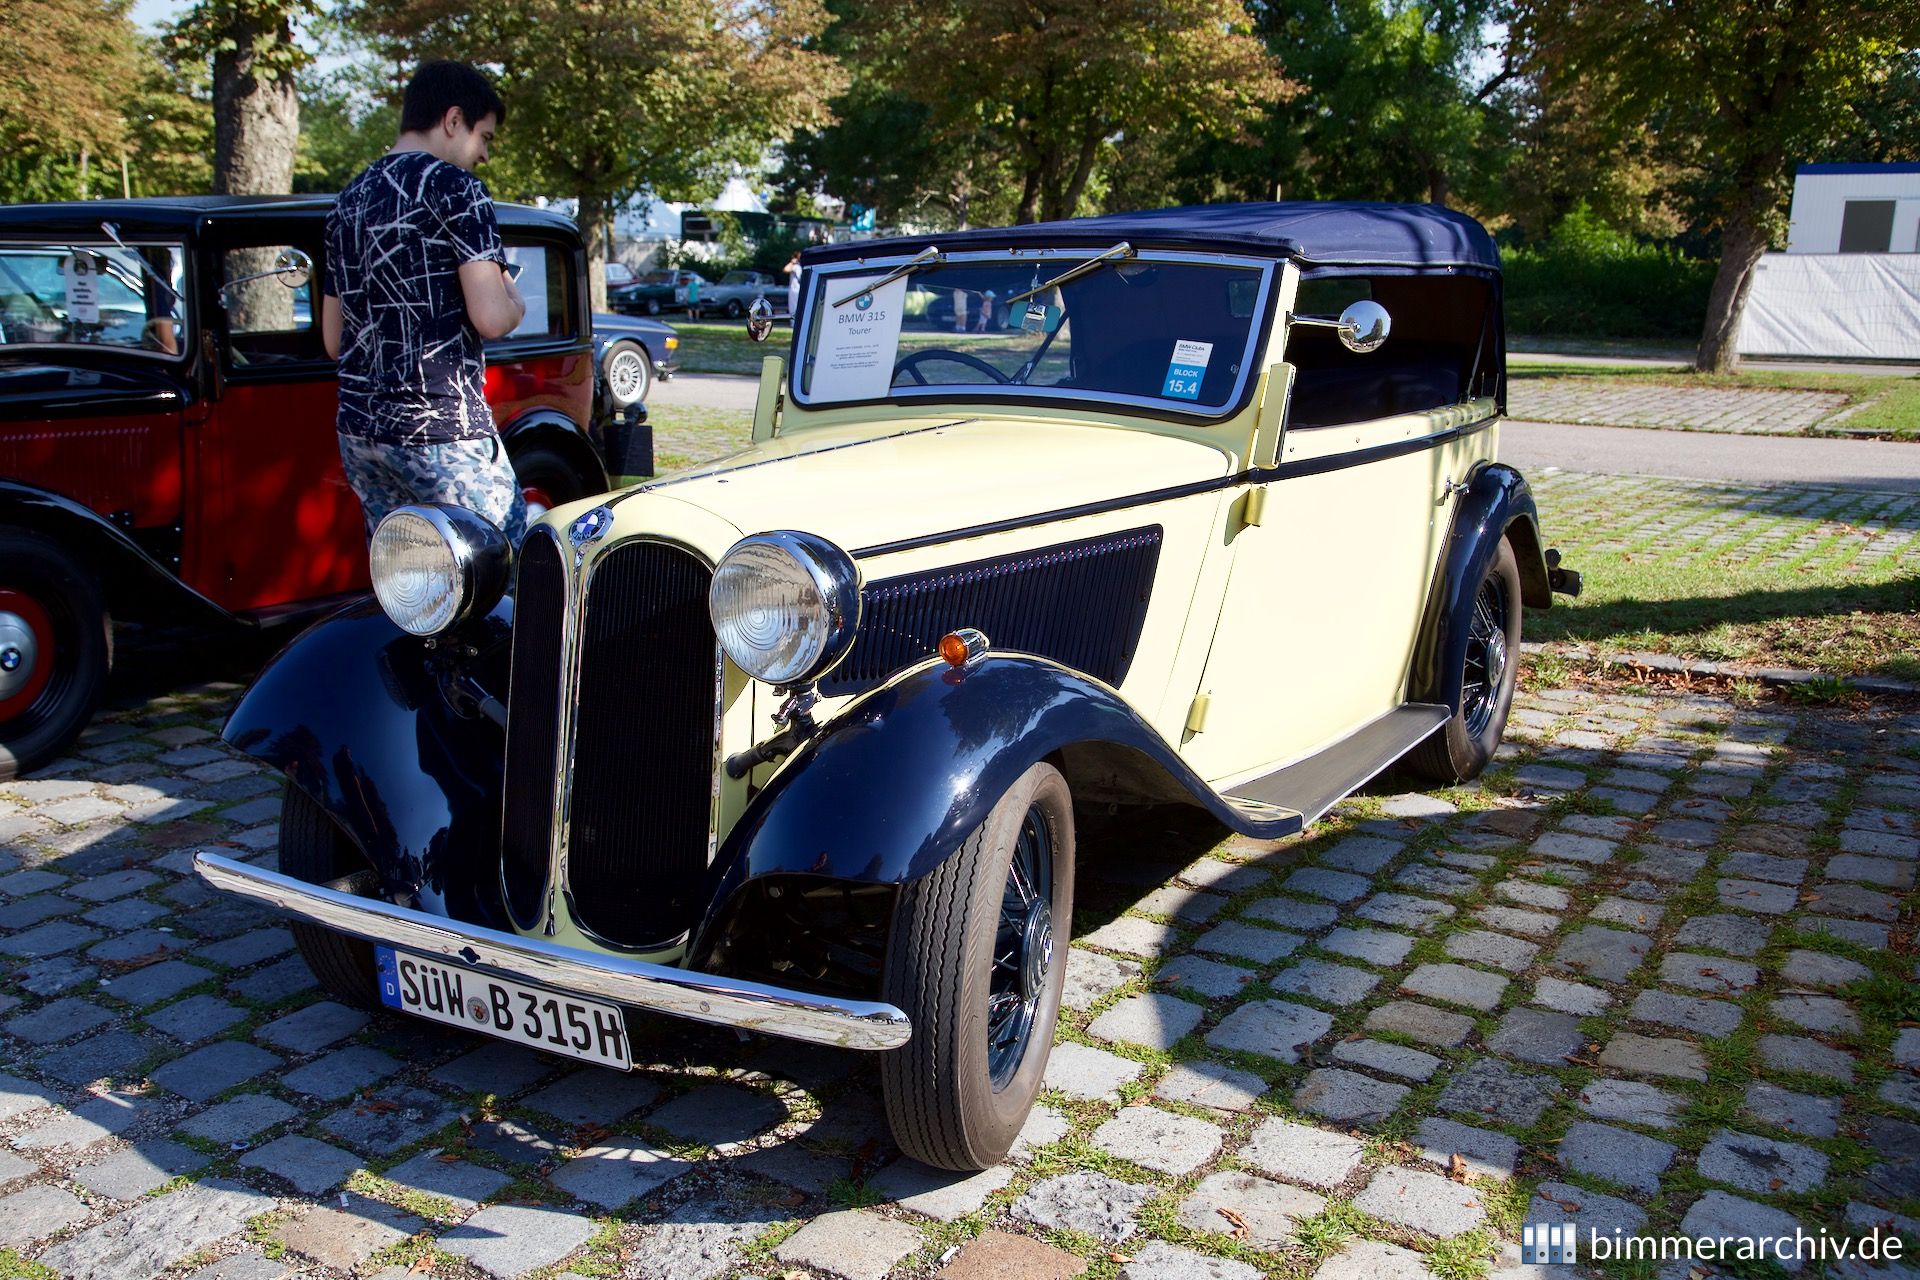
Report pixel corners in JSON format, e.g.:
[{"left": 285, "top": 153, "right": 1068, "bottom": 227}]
[{"left": 1225, "top": 704, "right": 1451, "bottom": 827}]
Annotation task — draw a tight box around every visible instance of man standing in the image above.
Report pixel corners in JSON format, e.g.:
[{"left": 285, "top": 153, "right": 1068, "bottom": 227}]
[{"left": 322, "top": 61, "right": 529, "bottom": 544}]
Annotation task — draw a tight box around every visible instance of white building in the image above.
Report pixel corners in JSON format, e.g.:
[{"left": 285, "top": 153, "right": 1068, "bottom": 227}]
[
  {"left": 1786, "top": 162, "right": 1920, "bottom": 254},
  {"left": 1738, "top": 162, "right": 1920, "bottom": 361}
]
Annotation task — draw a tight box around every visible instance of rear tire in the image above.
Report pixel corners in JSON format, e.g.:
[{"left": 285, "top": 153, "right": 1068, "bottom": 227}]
[
  {"left": 880, "top": 762, "right": 1075, "bottom": 1170},
  {"left": 600, "top": 339, "right": 652, "bottom": 412},
  {"left": 278, "top": 784, "right": 382, "bottom": 1010},
  {"left": 1406, "top": 539, "right": 1522, "bottom": 784},
  {"left": 725, "top": 298, "right": 746, "bottom": 319},
  {"left": 0, "top": 530, "right": 111, "bottom": 781}
]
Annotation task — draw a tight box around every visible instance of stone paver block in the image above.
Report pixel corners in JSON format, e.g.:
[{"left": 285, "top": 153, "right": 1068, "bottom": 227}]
[
  {"left": 1780, "top": 949, "right": 1869, "bottom": 990},
  {"left": 1283, "top": 867, "right": 1371, "bottom": 902},
  {"left": 1242, "top": 1117, "right": 1364, "bottom": 1191},
  {"left": 1009, "top": 1103, "right": 1071, "bottom": 1161},
  {"left": 1759, "top": 1033, "right": 1854, "bottom": 1082},
  {"left": 1437, "top": 1060, "right": 1562, "bottom": 1127},
  {"left": 1718, "top": 877, "right": 1799, "bottom": 914},
  {"left": 1311, "top": 1240, "right": 1436, "bottom": 1280},
  {"left": 1496, "top": 878, "right": 1569, "bottom": 910},
  {"left": 1524, "top": 1180, "right": 1647, "bottom": 1251},
  {"left": 1722, "top": 851, "right": 1808, "bottom": 884},
  {"left": 273, "top": 1195, "right": 422, "bottom": 1271},
  {"left": 1769, "top": 993, "right": 1859, "bottom": 1036},
  {"left": 1400, "top": 962, "right": 1508, "bottom": 1012},
  {"left": 1577, "top": 1079, "right": 1682, "bottom": 1131},
  {"left": 1396, "top": 865, "right": 1481, "bottom": 897},
  {"left": 1321, "top": 926, "right": 1414, "bottom": 966},
  {"left": 1514, "top": 764, "right": 1587, "bottom": 793},
  {"left": 151, "top": 1040, "right": 283, "bottom": 1102},
  {"left": 5, "top": 996, "right": 115, "bottom": 1044},
  {"left": 1365, "top": 1000, "right": 1474, "bottom": 1048},
  {"left": 1088, "top": 992, "right": 1205, "bottom": 1049},
  {"left": 0, "top": 920, "right": 101, "bottom": 957},
  {"left": 1809, "top": 882, "right": 1900, "bottom": 921},
  {"left": 1240, "top": 898, "right": 1339, "bottom": 931},
  {"left": 101, "top": 958, "right": 208, "bottom": 1007},
  {"left": 1294, "top": 1068, "right": 1409, "bottom": 1126},
  {"left": 1660, "top": 952, "right": 1760, "bottom": 995},
  {"left": 1670, "top": 913, "right": 1773, "bottom": 958},
  {"left": 1553, "top": 926, "right": 1650, "bottom": 984},
  {"left": 1863, "top": 1116, "right": 1920, "bottom": 1201},
  {"left": 466, "top": 1115, "right": 566, "bottom": 1167},
  {"left": 0, "top": 1183, "right": 88, "bottom": 1246},
  {"left": 1044, "top": 1040, "right": 1145, "bottom": 1100},
  {"left": 522, "top": 1068, "right": 660, "bottom": 1125},
  {"left": 1155, "top": 1060, "right": 1267, "bottom": 1112},
  {"left": 1631, "top": 988, "right": 1743, "bottom": 1038},
  {"left": 73, "top": 1137, "right": 209, "bottom": 1199},
  {"left": 1533, "top": 977, "right": 1610, "bottom": 1016},
  {"left": 33, "top": 1027, "right": 152, "bottom": 1086},
  {"left": 1559, "top": 1121, "right": 1675, "bottom": 1194},
  {"left": 238, "top": 1134, "right": 361, "bottom": 1194},
  {"left": 1118, "top": 1241, "right": 1262, "bottom": 1280},
  {"left": 1331, "top": 1038, "right": 1440, "bottom": 1081},
  {"left": 872, "top": 1159, "right": 1015, "bottom": 1222},
  {"left": 12, "top": 1090, "right": 151, "bottom": 1151},
  {"left": 1634, "top": 846, "right": 1708, "bottom": 883},
  {"left": 380, "top": 1151, "right": 512, "bottom": 1213},
  {"left": 1488, "top": 1006, "right": 1584, "bottom": 1067},
  {"left": 426, "top": 1040, "right": 552, "bottom": 1096},
  {"left": 1353, "top": 1166, "right": 1486, "bottom": 1238},
  {"left": 1091, "top": 1106, "right": 1223, "bottom": 1175},
  {"left": 548, "top": 1140, "right": 694, "bottom": 1208},
  {"left": 1205, "top": 999, "right": 1332, "bottom": 1064},
  {"left": 178, "top": 1092, "right": 298, "bottom": 1145},
  {"left": 1826, "top": 854, "right": 1914, "bottom": 888},
  {"left": 1744, "top": 1082, "right": 1841, "bottom": 1140},
  {"left": 440, "top": 1203, "right": 597, "bottom": 1279},
  {"left": 1154, "top": 954, "right": 1253, "bottom": 999},
  {"left": 1415, "top": 1116, "right": 1519, "bottom": 1180},
  {"left": 1679, "top": 1192, "right": 1807, "bottom": 1273},
  {"left": 1176, "top": 1173, "right": 1325, "bottom": 1249},
  {"left": 321, "top": 1084, "right": 458, "bottom": 1156},
  {"left": 1590, "top": 896, "right": 1663, "bottom": 930},
  {"left": 935, "top": 1230, "right": 1086, "bottom": 1280},
  {"left": 1084, "top": 915, "right": 1183, "bottom": 957},
  {"left": 280, "top": 1045, "right": 399, "bottom": 1100},
  {"left": 1062, "top": 948, "right": 1143, "bottom": 1010},
  {"left": 1272, "top": 958, "right": 1380, "bottom": 1005},
  {"left": 36, "top": 1179, "right": 273, "bottom": 1280},
  {"left": 1698, "top": 1128, "right": 1829, "bottom": 1195},
  {"left": 773, "top": 1207, "right": 924, "bottom": 1280},
  {"left": 1321, "top": 835, "right": 1404, "bottom": 873},
  {"left": 256, "top": 1000, "right": 369, "bottom": 1052},
  {"left": 1193, "top": 922, "right": 1303, "bottom": 964},
  {"left": 1599, "top": 1032, "right": 1707, "bottom": 1082},
  {"left": 1444, "top": 930, "right": 1539, "bottom": 973},
  {"left": 1474, "top": 905, "right": 1559, "bottom": 938},
  {"left": 619, "top": 1194, "right": 791, "bottom": 1280},
  {"left": 1011, "top": 1171, "right": 1153, "bottom": 1243},
  {"left": 1354, "top": 893, "right": 1455, "bottom": 930},
  {"left": 1531, "top": 832, "right": 1615, "bottom": 864}
]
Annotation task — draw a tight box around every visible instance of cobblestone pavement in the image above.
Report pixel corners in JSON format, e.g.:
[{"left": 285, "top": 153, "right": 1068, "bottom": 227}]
[
  {"left": 3, "top": 667, "right": 1919, "bottom": 1280},
  {"left": 1508, "top": 383, "right": 1852, "bottom": 435}
]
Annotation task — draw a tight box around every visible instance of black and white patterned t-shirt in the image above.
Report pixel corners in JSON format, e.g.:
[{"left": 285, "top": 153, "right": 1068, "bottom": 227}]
[{"left": 324, "top": 152, "right": 506, "bottom": 445}]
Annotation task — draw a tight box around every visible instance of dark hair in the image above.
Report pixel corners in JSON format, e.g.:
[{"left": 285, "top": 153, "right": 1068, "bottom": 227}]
[{"left": 400, "top": 61, "right": 506, "bottom": 134}]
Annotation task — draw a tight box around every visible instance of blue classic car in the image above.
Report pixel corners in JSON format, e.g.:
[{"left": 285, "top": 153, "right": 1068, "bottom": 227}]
[{"left": 591, "top": 310, "right": 678, "bottom": 414}]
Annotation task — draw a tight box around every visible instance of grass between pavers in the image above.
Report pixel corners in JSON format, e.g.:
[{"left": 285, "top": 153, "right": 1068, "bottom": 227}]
[
  {"left": 1508, "top": 363, "right": 1920, "bottom": 439},
  {"left": 1525, "top": 471, "right": 1920, "bottom": 682}
]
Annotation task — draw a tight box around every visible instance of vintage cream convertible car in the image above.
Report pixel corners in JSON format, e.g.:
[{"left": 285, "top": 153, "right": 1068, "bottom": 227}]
[{"left": 198, "top": 202, "right": 1578, "bottom": 1171}]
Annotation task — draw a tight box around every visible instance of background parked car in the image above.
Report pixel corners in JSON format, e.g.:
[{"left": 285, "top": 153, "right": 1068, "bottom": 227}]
[
  {"left": 609, "top": 269, "right": 708, "bottom": 316},
  {"left": 591, "top": 310, "right": 678, "bottom": 414},
  {"left": 602, "top": 261, "right": 638, "bottom": 290},
  {"left": 693, "top": 269, "right": 780, "bottom": 318}
]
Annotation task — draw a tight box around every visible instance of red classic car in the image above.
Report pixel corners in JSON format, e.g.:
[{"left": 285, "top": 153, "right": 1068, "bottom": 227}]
[{"left": 0, "top": 196, "right": 639, "bottom": 778}]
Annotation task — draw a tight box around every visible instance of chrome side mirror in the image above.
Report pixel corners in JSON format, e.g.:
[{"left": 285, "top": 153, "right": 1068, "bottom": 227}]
[
  {"left": 219, "top": 247, "right": 313, "bottom": 305},
  {"left": 746, "top": 296, "right": 775, "bottom": 343},
  {"left": 1337, "top": 300, "right": 1390, "bottom": 353}
]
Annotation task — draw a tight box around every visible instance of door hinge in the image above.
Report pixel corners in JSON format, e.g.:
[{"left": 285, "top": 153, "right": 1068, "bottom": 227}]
[
  {"left": 1238, "top": 486, "right": 1268, "bottom": 529},
  {"left": 1185, "top": 693, "right": 1211, "bottom": 735}
]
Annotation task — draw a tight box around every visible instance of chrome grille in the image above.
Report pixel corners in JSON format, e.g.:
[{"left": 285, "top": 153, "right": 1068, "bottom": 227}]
[{"left": 500, "top": 530, "right": 567, "bottom": 927}]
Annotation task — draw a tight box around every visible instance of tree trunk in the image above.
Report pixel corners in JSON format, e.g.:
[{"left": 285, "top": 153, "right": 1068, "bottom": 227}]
[
  {"left": 580, "top": 194, "right": 610, "bottom": 314},
  {"left": 1695, "top": 203, "right": 1771, "bottom": 374},
  {"left": 211, "top": 12, "right": 299, "bottom": 195},
  {"left": 1427, "top": 165, "right": 1449, "bottom": 207},
  {"left": 1057, "top": 131, "right": 1101, "bottom": 222},
  {"left": 1016, "top": 168, "right": 1041, "bottom": 224}
]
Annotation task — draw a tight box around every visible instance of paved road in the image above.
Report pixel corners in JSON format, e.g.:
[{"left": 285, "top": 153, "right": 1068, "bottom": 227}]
[
  {"left": 650, "top": 371, "right": 759, "bottom": 413},
  {"left": 1503, "top": 419, "right": 1920, "bottom": 492},
  {"left": 1511, "top": 351, "right": 1920, "bottom": 377}
]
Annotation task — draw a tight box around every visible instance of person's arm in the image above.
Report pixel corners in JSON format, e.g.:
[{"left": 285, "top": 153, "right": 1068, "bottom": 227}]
[
  {"left": 458, "top": 261, "right": 525, "bottom": 339},
  {"left": 322, "top": 294, "right": 342, "bottom": 359}
]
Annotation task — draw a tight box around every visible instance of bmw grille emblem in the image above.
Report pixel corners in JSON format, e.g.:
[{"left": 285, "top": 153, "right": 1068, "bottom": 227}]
[{"left": 568, "top": 506, "right": 614, "bottom": 548}]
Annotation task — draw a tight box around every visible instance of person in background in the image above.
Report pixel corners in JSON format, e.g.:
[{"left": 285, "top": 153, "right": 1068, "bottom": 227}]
[
  {"left": 785, "top": 250, "right": 802, "bottom": 320},
  {"left": 685, "top": 271, "right": 702, "bottom": 318},
  {"left": 321, "top": 60, "right": 528, "bottom": 545}
]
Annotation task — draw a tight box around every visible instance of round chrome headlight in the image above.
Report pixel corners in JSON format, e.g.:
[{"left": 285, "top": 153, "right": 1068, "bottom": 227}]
[
  {"left": 709, "top": 531, "right": 861, "bottom": 687},
  {"left": 369, "top": 504, "right": 511, "bottom": 637}
]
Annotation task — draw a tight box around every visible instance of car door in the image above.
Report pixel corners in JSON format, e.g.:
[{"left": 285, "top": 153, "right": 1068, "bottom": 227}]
[{"left": 180, "top": 225, "right": 367, "bottom": 612}]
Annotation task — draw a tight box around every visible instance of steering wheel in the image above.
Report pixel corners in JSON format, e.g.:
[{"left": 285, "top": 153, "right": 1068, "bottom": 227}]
[{"left": 892, "top": 348, "right": 1010, "bottom": 386}]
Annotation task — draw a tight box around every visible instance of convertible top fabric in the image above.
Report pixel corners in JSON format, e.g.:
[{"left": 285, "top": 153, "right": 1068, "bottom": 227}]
[{"left": 802, "top": 202, "right": 1500, "bottom": 273}]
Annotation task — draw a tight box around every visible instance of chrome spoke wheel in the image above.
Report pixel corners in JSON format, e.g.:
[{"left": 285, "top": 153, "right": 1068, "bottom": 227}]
[
  {"left": 987, "top": 804, "right": 1054, "bottom": 1091},
  {"left": 1462, "top": 572, "right": 1510, "bottom": 737}
]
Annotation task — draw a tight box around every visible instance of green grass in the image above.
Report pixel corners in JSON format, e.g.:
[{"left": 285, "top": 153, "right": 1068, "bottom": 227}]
[{"left": 1507, "top": 363, "right": 1920, "bottom": 438}]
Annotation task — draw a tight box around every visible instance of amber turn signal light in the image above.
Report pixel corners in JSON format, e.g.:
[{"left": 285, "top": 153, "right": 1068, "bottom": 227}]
[{"left": 938, "top": 628, "right": 990, "bottom": 666}]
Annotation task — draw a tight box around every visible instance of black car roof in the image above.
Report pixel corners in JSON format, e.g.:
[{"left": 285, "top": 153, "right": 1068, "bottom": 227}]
[{"left": 0, "top": 194, "right": 577, "bottom": 240}]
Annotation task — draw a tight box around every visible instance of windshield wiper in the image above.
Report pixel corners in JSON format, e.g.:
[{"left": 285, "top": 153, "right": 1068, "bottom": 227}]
[
  {"left": 830, "top": 246, "right": 943, "bottom": 309},
  {"left": 1004, "top": 241, "right": 1134, "bottom": 306}
]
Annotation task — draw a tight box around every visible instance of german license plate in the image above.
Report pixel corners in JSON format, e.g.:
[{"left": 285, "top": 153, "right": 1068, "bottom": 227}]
[{"left": 375, "top": 947, "right": 631, "bottom": 1070}]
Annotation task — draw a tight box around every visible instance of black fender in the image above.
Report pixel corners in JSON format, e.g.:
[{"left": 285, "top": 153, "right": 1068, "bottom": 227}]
[
  {"left": 0, "top": 479, "right": 232, "bottom": 629},
  {"left": 688, "top": 653, "right": 1300, "bottom": 975},
  {"left": 500, "top": 408, "right": 611, "bottom": 494},
  {"left": 1407, "top": 461, "right": 1551, "bottom": 714},
  {"left": 220, "top": 596, "right": 511, "bottom": 927}
]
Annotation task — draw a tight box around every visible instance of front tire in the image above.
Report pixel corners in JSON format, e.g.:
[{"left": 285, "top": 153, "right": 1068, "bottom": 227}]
[
  {"left": 0, "top": 529, "right": 111, "bottom": 781},
  {"left": 1407, "top": 539, "right": 1522, "bottom": 784},
  {"left": 601, "top": 339, "right": 652, "bottom": 412},
  {"left": 278, "top": 785, "right": 381, "bottom": 1010},
  {"left": 880, "top": 762, "right": 1075, "bottom": 1170}
]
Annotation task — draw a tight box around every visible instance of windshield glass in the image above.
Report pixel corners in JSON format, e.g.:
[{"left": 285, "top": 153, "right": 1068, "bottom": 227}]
[
  {"left": 795, "top": 253, "right": 1270, "bottom": 414},
  {"left": 0, "top": 241, "right": 189, "bottom": 357}
]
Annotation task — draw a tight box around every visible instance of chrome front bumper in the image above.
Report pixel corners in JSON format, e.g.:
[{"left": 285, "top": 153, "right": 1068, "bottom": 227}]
[{"left": 194, "top": 852, "right": 911, "bottom": 1051}]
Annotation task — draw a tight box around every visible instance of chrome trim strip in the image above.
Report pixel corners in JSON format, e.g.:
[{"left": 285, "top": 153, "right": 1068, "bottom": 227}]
[
  {"left": 197, "top": 851, "right": 910, "bottom": 1051},
  {"left": 500, "top": 523, "right": 566, "bottom": 933}
]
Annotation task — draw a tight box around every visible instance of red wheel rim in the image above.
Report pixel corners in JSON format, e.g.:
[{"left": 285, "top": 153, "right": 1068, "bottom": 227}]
[
  {"left": 0, "top": 588, "right": 54, "bottom": 722},
  {"left": 522, "top": 485, "right": 555, "bottom": 518}
]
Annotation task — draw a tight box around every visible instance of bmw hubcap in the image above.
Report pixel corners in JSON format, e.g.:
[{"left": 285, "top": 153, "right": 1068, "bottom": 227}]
[
  {"left": 0, "top": 611, "right": 37, "bottom": 701},
  {"left": 608, "top": 351, "right": 644, "bottom": 400}
]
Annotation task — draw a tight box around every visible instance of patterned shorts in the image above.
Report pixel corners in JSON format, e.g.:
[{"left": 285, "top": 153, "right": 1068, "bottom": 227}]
[{"left": 338, "top": 432, "right": 528, "bottom": 547}]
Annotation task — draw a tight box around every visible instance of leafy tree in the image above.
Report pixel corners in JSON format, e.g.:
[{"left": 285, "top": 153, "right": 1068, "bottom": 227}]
[
  {"left": 845, "top": 0, "right": 1291, "bottom": 225},
  {"left": 1516, "top": 0, "right": 1920, "bottom": 372},
  {"left": 349, "top": 0, "right": 843, "bottom": 310},
  {"left": 0, "top": 0, "right": 142, "bottom": 200},
  {"left": 168, "top": 0, "right": 318, "bottom": 194},
  {"left": 127, "top": 36, "right": 216, "bottom": 196}
]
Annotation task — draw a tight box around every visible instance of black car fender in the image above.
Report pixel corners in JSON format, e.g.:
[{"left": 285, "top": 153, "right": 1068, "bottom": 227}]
[
  {"left": 687, "top": 652, "right": 1301, "bottom": 977},
  {"left": 0, "top": 479, "right": 231, "bottom": 629},
  {"left": 499, "top": 408, "right": 611, "bottom": 494},
  {"left": 1406, "top": 461, "right": 1551, "bottom": 714},
  {"left": 220, "top": 597, "right": 512, "bottom": 927}
]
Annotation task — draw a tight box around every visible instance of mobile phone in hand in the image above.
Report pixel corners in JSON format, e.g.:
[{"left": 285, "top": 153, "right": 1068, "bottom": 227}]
[{"left": 502, "top": 260, "right": 523, "bottom": 281}]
